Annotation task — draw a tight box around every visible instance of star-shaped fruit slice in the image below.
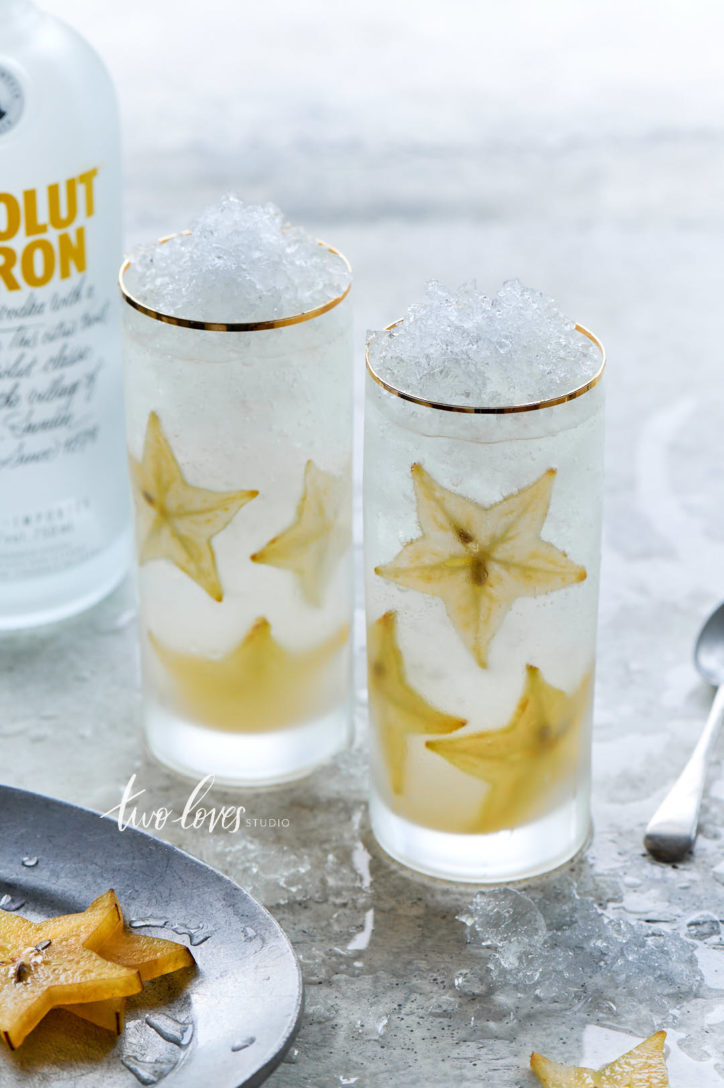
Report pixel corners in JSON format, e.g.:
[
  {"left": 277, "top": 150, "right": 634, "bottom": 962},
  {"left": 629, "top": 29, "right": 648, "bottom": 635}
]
[
  {"left": 426, "top": 665, "right": 592, "bottom": 833},
  {"left": 368, "top": 610, "right": 467, "bottom": 793},
  {"left": 530, "top": 1030, "right": 669, "bottom": 1087},
  {"left": 40, "top": 889, "right": 122, "bottom": 951},
  {"left": 375, "top": 464, "right": 586, "bottom": 668},
  {"left": 0, "top": 890, "right": 142, "bottom": 1049},
  {"left": 150, "top": 617, "right": 349, "bottom": 732},
  {"left": 61, "top": 890, "right": 194, "bottom": 1033},
  {"left": 62, "top": 995, "right": 126, "bottom": 1034},
  {"left": 251, "top": 459, "right": 351, "bottom": 607},
  {"left": 95, "top": 924, "right": 195, "bottom": 982},
  {"left": 129, "top": 411, "right": 258, "bottom": 601}
]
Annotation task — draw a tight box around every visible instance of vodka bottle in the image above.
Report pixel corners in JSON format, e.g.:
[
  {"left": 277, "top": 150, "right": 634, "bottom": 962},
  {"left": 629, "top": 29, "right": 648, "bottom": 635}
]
[{"left": 0, "top": 0, "right": 130, "bottom": 628}]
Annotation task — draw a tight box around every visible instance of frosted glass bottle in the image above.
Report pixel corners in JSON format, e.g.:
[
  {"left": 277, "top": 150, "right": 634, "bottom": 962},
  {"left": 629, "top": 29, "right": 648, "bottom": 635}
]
[{"left": 0, "top": 0, "right": 130, "bottom": 629}]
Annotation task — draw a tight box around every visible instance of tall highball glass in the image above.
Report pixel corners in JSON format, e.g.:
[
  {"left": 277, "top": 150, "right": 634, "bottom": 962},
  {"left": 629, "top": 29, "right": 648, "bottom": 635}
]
[
  {"left": 364, "top": 326, "right": 605, "bottom": 881},
  {"left": 120, "top": 242, "right": 353, "bottom": 785}
]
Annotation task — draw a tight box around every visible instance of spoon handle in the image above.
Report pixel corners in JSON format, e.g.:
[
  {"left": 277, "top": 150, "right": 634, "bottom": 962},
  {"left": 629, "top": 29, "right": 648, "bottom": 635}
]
[{"left": 644, "top": 684, "right": 724, "bottom": 862}]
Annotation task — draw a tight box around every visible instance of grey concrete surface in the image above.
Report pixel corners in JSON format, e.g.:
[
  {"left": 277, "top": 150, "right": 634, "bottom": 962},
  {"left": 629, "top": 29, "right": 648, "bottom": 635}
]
[{"left": 4, "top": 1, "right": 724, "bottom": 1084}]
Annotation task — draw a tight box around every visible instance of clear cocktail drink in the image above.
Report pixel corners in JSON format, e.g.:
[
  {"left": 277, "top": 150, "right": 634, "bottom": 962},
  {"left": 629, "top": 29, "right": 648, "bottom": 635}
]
[
  {"left": 364, "top": 282, "right": 605, "bottom": 881},
  {"left": 121, "top": 200, "right": 353, "bottom": 785}
]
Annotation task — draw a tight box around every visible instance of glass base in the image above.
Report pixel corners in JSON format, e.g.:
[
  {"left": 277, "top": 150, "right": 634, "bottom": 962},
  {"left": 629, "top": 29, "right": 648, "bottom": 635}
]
[
  {"left": 369, "top": 790, "right": 591, "bottom": 883},
  {"left": 145, "top": 698, "right": 352, "bottom": 787},
  {"left": 0, "top": 530, "right": 132, "bottom": 632}
]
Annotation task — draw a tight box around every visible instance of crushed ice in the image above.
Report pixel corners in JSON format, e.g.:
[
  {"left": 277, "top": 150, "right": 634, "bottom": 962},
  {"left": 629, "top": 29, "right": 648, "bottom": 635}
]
[
  {"left": 367, "top": 279, "right": 601, "bottom": 406},
  {"left": 454, "top": 883, "right": 702, "bottom": 1038},
  {"left": 130, "top": 195, "right": 349, "bottom": 323}
]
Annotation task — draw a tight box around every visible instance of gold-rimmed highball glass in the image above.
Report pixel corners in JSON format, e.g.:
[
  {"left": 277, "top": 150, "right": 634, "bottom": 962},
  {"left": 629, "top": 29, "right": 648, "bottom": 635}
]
[
  {"left": 120, "top": 240, "right": 353, "bottom": 785},
  {"left": 364, "top": 325, "right": 605, "bottom": 881}
]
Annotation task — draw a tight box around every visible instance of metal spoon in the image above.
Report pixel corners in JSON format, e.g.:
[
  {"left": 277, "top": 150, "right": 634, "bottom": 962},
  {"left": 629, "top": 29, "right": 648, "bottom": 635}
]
[{"left": 644, "top": 601, "right": 724, "bottom": 862}]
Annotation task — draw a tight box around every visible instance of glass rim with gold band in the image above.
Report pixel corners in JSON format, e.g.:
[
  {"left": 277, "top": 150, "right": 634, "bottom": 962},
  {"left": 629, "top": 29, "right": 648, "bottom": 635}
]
[
  {"left": 119, "top": 233, "right": 352, "bottom": 333},
  {"left": 366, "top": 321, "right": 605, "bottom": 415}
]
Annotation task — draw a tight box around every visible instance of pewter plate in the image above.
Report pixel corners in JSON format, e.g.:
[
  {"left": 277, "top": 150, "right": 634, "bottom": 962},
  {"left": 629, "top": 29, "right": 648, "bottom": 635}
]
[{"left": 0, "top": 785, "right": 303, "bottom": 1088}]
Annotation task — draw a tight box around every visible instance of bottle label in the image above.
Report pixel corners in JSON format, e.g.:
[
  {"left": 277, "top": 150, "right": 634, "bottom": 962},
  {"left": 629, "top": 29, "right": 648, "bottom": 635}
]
[
  {"left": 0, "top": 275, "right": 107, "bottom": 470},
  {"left": 0, "top": 496, "right": 94, "bottom": 579},
  {"left": 0, "top": 166, "right": 127, "bottom": 582}
]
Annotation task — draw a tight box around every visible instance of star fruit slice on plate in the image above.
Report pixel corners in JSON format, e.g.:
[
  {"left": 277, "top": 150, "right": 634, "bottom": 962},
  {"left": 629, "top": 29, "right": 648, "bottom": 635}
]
[
  {"left": 62, "top": 994, "right": 127, "bottom": 1033},
  {"left": 530, "top": 1030, "right": 669, "bottom": 1087},
  {"left": 62, "top": 890, "right": 195, "bottom": 1033},
  {"left": 0, "top": 889, "right": 142, "bottom": 1049}
]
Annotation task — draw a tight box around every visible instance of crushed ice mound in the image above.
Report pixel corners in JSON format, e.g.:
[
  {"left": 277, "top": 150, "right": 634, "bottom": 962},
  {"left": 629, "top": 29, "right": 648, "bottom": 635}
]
[
  {"left": 367, "top": 279, "right": 601, "bottom": 407},
  {"left": 454, "top": 884, "right": 701, "bottom": 1039},
  {"left": 129, "top": 195, "right": 350, "bottom": 323}
]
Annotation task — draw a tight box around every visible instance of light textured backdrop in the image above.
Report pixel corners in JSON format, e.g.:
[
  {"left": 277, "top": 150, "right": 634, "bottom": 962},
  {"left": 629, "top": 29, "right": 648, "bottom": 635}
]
[{"left": 6, "top": 2, "right": 724, "bottom": 1085}]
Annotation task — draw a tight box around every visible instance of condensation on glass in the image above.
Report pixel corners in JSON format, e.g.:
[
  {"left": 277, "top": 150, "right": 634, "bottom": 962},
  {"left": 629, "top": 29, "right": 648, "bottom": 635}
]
[
  {"left": 364, "top": 328, "right": 605, "bottom": 881},
  {"left": 120, "top": 246, "right": 353, "bottom": 785}
]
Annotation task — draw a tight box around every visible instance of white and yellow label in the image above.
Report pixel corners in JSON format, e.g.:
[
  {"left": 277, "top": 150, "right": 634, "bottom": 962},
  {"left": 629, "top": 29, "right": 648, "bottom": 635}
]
[{"left": 0, "top": 169, "right": 98, "bottom": 291}]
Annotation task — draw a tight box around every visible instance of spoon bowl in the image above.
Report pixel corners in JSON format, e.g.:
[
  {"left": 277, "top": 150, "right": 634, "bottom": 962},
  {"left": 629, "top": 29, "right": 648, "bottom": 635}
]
[{"left": 694, "top": 601, "right": 724, "bottom": 686}]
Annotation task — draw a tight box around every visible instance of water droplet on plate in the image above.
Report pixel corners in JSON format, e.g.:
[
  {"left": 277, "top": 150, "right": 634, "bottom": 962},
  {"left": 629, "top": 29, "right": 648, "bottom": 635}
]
[
  {"left": 130, "top": 917, "right": 169, "bottom": 930},
  {"left": 21, "top": 856, "right": 38, "bottom": 868},
  {"left": 231, "top": 1036, "right": 256, "bottom": 1052},
  {"left": 241, "top": 925, "right": 258, "bottom": 941},
  {"left": 129, "top": 917, "right": 209, "bottom": 945},
  {"left": 145, "top": 1012, "right": 193, "bottom": 1048},
  {"left": 120, "top": 1055, "right": 176, "bottom": 1086},
  {"left": 0, "top": 894, "right": 26, "bottom": 912},
  {"left": 168, "top": 921, "right": 212, "bottom": 946},
  {"left": 376, "top": 1014, "right": 389, "bottom": 1037},
  {"left": 283, "top": 1046, "right": 299, "bottom": 1064}
]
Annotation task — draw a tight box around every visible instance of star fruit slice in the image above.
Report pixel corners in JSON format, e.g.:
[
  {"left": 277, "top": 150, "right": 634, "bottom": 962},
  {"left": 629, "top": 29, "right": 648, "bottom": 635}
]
[
  {"left": 150, "top": 617, "right": 349, "bottom": 732},
  {"left": 129, "top": 410, "right": 258, "bottom": 602},
  {"left": 368, "top": 610, "right": 467, "bottom": 794},
  {"left": 427, "top": 665, "right": 592, "bottom": 833},
  {"left": 62, "top": 995, "right": 127, "bottom": 1034},
  {"left": 0, "top": 890, "right": 142, "bottom": 1049},
  {"left": 62, "top": 890, "right": 194, "bottom": 1032},
  {"left": 530, "top": 1030, "right": 669, "bottom": 1087},
  {"left": 97, "top": 924, "right": 195, "bottom": 981},
  {"left": 251, "top": 459, "right": 351, "bottom": 607},
  {"left": 376, "top": 464, "right": 586, "bottom": 668}
]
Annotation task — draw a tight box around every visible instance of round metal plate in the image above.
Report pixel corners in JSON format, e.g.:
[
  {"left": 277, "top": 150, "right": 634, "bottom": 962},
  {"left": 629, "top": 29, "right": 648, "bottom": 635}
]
[{"left": 0, "top": 786, "right": 303, "bottom": 1087}]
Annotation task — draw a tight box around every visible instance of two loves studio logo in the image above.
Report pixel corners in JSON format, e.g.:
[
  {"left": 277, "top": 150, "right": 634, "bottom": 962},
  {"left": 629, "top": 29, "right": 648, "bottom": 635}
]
[{"left": 102, "top": 774, "right": 291, "bottom": 834}]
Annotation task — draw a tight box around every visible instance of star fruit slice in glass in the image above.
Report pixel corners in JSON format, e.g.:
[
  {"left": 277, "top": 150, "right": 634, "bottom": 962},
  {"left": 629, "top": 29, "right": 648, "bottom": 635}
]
[
  {"left": 376, "top": 464, "right": 586, "bottom": 668},
  {"left": 0, "top": 889, "right": 142, "bottom": 1049},
  {"left": 367, "top": 610, "right": 467, "bottom": 793},
  {"left": 129, "top": 410, "right": 258, "bottom": 602},
  {"left": 427, "top": 665, "right": 592, "bottom": 833},
  {"left": 251, "top": 459, "right": 351, "bottom": 607},
  {"left": 150, "top": 616, "right": 349, "bottom": 732},
  {"left": 530, "top": 1030, "right": 669, "bottom": 1087}
]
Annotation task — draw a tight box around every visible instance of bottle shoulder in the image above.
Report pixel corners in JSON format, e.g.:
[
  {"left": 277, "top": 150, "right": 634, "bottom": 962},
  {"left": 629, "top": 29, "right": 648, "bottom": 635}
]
[
  {"left": 1, "top": 8, "right": 119, "bottom": 162},
  {"left": 3, "top": 9, "right": 116, "bottom": 96}
]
